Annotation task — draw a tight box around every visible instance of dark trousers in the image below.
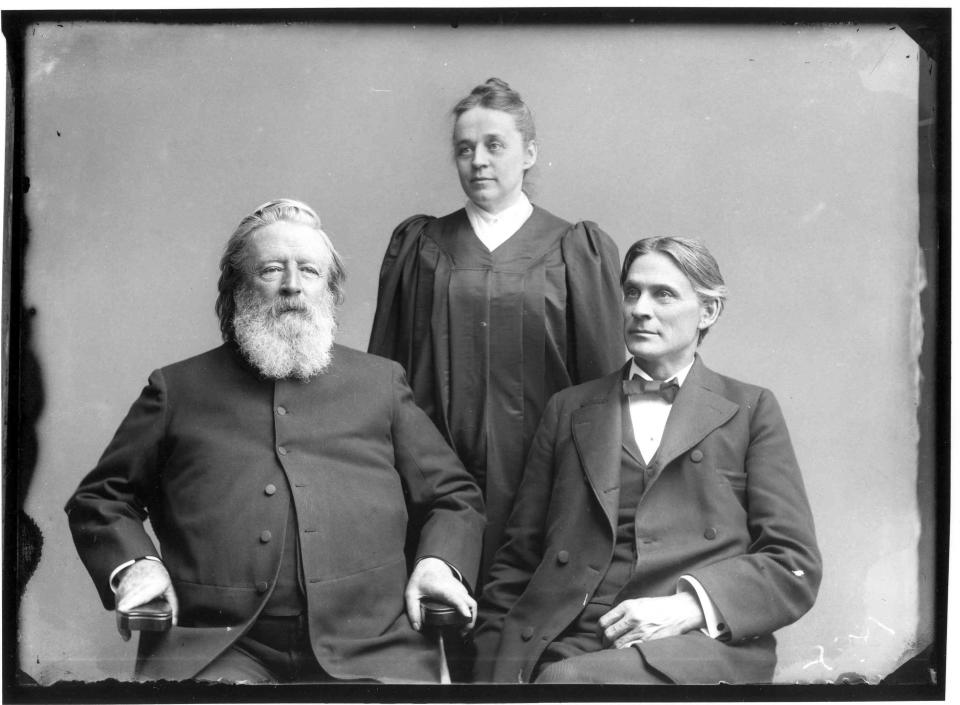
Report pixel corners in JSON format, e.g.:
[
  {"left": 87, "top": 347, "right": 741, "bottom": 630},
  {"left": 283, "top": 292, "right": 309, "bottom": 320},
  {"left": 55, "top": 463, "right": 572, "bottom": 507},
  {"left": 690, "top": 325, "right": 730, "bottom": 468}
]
[
  {"left": 533, "top": 616, "right": 672, "bottom": 685},
  {"left": 534, "top": 645, "right": 673, "bottom": 684},
  {"left": 195, "top": 614, "right": 371, "bottom": 684}
]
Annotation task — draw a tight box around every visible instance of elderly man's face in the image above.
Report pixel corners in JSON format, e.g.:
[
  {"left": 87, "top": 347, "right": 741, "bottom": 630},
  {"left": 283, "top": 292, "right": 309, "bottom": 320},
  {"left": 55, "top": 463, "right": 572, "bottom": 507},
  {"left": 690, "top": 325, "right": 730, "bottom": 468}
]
[
  {"left": 622, "top": 252, "right": 716, "bottom": 379},
  {"left": 244, "top": 221, "right": 334, "bottom": 307},
  {"left": 233, "top": 219, "right": 337, "bottom": 380}
]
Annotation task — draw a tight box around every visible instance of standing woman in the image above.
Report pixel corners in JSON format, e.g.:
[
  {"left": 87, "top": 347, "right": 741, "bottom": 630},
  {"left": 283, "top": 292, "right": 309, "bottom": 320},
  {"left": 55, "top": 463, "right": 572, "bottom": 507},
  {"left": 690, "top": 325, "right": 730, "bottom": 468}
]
[{"left": 368, "top": 78, "right": 624, "bottom": 580}]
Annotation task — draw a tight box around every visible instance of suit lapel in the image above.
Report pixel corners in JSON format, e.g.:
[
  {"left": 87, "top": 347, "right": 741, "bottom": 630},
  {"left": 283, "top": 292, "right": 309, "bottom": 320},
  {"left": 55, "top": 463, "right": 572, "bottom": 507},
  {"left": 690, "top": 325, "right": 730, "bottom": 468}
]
[
  {"left": 571, "top": 368, "right": 626, "bottom": 534},
  {"left": 654, "top": 356, "right": 740, "bottom": 470}
]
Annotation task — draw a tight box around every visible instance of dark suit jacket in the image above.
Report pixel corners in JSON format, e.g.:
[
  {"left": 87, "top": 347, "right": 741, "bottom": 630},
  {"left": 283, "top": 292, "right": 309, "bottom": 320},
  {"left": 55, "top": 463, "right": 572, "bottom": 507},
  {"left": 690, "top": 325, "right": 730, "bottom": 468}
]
[
  {"left": 66, "top": 343, "right": 485, "bottom": 682},
  {"left": 474, "top": 356, "right": 821, "bottom": 684}
]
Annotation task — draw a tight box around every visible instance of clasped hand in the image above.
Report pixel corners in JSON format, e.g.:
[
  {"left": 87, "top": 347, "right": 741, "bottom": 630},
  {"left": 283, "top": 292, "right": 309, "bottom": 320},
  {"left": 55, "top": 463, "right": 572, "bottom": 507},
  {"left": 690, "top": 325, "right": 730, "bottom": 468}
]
[
  {"left": 115, "top": 559, "right": 179, "bottom": 641},
  {"left": 598, "top": 592, "right": 704, "bottom": 649},
  {"left": 404, "top": 556, "right": 476, "bottom": 632}
]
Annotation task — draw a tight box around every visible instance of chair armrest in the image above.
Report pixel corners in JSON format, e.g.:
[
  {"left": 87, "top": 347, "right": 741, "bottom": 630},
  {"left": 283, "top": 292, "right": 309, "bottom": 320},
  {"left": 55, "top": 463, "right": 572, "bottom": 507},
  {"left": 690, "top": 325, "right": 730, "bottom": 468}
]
[
  {"left": 420, "top": 598, "right": 470, "bottom": 628},
  {"left": 116, "top": 597, "right": 172, "bottom": 632}
]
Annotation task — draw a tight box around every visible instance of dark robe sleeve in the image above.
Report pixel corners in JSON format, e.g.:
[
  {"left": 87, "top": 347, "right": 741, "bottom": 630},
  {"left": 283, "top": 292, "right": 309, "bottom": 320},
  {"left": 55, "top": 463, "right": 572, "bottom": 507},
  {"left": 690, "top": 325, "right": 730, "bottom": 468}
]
[
  {"left": 369, "top": 215, "right": 456, "bottom": 567},
  {"left": 367, "top": 214, "right": 434, "bottom": 365},
  {"left": 561, "top": 222, "right": 626, "bottom": 382},
  {"left": 367, "top": 215, "right": 450, "bottom": 430}
]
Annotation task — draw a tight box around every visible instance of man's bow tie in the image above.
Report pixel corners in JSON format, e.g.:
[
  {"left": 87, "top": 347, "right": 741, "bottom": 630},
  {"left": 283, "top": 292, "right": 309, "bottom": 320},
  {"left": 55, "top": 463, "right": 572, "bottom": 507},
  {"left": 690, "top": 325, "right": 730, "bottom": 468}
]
[{"left": 622, "top": 375, "right": 680, "bottom": 403}]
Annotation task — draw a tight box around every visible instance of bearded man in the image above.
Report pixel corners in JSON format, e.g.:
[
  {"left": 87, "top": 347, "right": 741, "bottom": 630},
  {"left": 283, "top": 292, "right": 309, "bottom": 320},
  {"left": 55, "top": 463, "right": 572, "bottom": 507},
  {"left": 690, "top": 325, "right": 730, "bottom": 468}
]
[{"left": 66, "top": 199, "right": 485, "bottom": 684}]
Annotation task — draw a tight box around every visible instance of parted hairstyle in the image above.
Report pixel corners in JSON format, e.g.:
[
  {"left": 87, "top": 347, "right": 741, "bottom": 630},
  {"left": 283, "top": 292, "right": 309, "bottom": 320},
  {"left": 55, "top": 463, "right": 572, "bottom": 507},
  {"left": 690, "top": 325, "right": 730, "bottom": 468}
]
[
  {"left": 215, "top": 199, "right": 346, "bottom": 342},
  {"left": 620, "top": 236, "right": 728, "bottom": 343},
  {"left": 451, "top": 77, "right": 537, "bottom": 146}
]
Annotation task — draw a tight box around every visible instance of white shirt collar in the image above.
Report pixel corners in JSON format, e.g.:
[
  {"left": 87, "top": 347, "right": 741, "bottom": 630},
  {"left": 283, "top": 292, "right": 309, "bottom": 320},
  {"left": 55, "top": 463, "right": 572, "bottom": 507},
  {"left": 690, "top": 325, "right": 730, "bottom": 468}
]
[
  {"left": 630, "top": 357, "right": 696, "bottom": 387},
  {"left": 465, "top": 193, "right": 533, "bottom": 251}
]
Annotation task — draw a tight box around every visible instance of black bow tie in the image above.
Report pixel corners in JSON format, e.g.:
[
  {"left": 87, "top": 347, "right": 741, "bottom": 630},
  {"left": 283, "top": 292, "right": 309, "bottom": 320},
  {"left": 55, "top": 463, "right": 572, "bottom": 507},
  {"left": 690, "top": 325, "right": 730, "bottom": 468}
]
[{"left": 622, "top": 375, "right": 680, "bottom": 403}]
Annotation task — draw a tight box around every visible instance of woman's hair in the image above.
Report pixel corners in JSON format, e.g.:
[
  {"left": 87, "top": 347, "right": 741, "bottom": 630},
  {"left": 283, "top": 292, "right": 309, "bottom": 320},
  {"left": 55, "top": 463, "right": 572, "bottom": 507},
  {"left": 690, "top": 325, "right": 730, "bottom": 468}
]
[
  {"left": 215, "top": 198, "right": 346, "bottom": 342},
  {"left": 451, "top": 77, "right": 537, "bottom": 145},
  {"left": 620, "top": 236, "right": 728, "bottom": 343}
]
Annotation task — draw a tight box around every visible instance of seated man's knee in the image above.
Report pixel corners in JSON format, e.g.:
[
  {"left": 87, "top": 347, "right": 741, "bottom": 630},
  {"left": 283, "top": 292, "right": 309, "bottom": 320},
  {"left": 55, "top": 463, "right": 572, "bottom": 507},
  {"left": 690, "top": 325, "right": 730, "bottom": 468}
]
[
  {"left": 535, "top": 658, "right": 588, "bottom": 684},
  {"left": 533, "top": 648, "right": 671, "bottom": 685},
  {"left": 194, "top": 644, "right": 275, "bottom": 684}
]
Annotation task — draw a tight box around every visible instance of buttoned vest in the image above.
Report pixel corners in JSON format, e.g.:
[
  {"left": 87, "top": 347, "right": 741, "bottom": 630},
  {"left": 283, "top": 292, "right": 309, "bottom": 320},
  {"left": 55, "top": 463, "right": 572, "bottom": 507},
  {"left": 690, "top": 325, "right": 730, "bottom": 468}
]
[
  {"left": 539, "top": 399, "right": 652, "bottom": 658},
  {"left": 261, "top": 501, "right": 306, "bottom": 616}
]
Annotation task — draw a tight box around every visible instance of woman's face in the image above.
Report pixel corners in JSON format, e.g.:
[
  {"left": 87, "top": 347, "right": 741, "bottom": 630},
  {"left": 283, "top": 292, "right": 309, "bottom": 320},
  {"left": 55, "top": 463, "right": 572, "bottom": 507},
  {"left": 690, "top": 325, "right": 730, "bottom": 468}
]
[{"left": 453, "top": 107, "right": 537, "bottom": 214}]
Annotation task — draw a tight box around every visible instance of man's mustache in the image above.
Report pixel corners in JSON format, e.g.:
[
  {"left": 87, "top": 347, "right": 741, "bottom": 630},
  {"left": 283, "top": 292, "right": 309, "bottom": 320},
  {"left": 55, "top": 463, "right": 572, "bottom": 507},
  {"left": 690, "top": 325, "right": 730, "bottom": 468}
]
[{"left": 272, "top": 297, "right": 309, "bottom": 315}]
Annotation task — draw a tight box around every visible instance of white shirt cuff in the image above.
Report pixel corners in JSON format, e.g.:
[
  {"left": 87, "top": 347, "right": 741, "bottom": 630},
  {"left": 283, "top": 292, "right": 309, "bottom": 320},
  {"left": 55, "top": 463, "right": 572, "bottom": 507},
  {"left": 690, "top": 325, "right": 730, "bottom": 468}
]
[
  {"left": 416, "top": 556, "right": 464, "bottom": 585},
  {"left": 447, "top": 563, "right": 463, "bottom": 584},
  {"left": 678, "top": 575, "right": 730, "bottom": 639},
  {"left": 109, "top": 555, "right": 161, "bottom": 593}
]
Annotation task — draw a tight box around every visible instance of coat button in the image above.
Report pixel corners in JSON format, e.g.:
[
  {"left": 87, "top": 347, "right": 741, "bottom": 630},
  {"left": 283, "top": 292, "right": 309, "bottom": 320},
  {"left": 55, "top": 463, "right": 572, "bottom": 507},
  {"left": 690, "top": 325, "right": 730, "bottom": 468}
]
[
  {"left": 277, "top": 446, "right": 288, "bottom": 456},
  {"left": 520, "top": 627, "right": 534, "bottom": 641},
  {"left": 690, "top": 449, "right": 704, "bottom": 462},
  {"left": 276, "top": 406, "right": 287, "bottom": 416},
  {"left": 260, "top": 530, "right": 273, "bottom": 543},
  {"left": 255, "top": 581, "right": 269, "bottom": 593},
  {"left": 557, "top": 550, "right": 570, "bottom": 565},
  {"left": 264, "top": 484, "right": 277, "bottom": 496},
  {"left": 704, "top": 527, "right": 718, "bottom": 540}
]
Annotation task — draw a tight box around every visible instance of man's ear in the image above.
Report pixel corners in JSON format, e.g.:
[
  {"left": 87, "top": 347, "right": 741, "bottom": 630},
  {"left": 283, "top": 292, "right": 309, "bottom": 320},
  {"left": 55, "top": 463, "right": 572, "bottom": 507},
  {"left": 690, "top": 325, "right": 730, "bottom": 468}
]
[{"left": 699, "top": 299, "right": 720, "bottom": 331}]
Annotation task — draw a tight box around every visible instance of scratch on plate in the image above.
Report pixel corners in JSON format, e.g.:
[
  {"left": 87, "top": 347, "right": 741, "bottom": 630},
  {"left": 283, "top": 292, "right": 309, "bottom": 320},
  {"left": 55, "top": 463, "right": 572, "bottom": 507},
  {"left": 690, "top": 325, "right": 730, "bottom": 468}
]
[
  {"left": 869, "top": 38, "right": 895, "bottom": 75},
  {"left": 802, "top": 645, "right": 834, "bottom": 671},
  {"left": 867, "top": 616, "right": 895, "bottom": 635}
]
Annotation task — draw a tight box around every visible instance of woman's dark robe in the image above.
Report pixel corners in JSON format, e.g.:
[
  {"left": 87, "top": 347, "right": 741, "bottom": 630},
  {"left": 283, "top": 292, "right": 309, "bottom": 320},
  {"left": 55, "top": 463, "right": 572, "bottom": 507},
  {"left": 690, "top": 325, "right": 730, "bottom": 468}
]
[{"left": 368, "top": 205, "right": 624, "bottom": 577}]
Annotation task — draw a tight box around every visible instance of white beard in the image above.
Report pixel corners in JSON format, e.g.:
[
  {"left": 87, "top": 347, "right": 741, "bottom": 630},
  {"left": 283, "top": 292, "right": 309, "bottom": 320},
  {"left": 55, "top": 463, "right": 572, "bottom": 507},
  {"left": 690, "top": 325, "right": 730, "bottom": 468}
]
[{"left": 232, "top": 285, "right": 337, "bottom": 380}]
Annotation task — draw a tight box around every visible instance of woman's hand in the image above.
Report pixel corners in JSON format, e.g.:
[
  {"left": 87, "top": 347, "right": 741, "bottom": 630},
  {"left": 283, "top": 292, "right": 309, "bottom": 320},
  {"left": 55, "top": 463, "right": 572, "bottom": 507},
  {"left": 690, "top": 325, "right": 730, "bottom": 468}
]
[{"left": 598, "top": 592, "right": 705, "bottom": 649}]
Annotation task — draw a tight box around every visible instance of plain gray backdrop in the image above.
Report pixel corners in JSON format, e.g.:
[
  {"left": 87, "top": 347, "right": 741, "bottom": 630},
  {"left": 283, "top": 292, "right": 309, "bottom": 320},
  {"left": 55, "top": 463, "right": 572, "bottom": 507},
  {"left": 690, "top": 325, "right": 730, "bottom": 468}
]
[{"left": 14, "top": 20, "right": 930, "bottom": 685}]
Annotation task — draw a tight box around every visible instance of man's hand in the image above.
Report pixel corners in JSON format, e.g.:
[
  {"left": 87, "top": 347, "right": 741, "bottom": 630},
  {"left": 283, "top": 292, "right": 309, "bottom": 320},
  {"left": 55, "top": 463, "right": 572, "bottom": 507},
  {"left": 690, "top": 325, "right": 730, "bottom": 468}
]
[
  {"left": 404, "top": 557, "right": 476, "bottom": 632},
  {"left": 115, "top": 559, "right": 179, "bottom": 641},
  {"left": 598, "top": 592, "right": 704, "bottom": 649}
]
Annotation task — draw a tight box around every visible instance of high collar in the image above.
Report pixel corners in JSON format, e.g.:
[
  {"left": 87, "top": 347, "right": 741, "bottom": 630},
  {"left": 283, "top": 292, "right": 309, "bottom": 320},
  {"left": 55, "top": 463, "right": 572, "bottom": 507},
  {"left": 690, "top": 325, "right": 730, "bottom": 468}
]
[
  {"left": 464, "top": 193, "right": 533, "bottom": 251},
  {"left": 464, "top": 191, "right": 532, "bottom": 224}
]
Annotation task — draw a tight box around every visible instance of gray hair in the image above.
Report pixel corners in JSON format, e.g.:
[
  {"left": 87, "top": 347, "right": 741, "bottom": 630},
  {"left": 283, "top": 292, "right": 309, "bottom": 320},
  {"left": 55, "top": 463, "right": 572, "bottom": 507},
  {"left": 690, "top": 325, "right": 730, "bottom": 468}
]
[
  {"left": 215, "top": 199, "right": 346, "bottom": 342},
  {"left": 620, "top": 236, "right": 727, "bottom": 343}
]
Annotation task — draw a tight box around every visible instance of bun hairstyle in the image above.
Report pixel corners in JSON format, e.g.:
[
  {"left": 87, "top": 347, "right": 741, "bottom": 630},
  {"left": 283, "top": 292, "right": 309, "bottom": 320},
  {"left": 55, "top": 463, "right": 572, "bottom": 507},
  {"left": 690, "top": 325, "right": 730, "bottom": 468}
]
[{"left": 451, "top": 77, "right": 537, "bottom": 145}]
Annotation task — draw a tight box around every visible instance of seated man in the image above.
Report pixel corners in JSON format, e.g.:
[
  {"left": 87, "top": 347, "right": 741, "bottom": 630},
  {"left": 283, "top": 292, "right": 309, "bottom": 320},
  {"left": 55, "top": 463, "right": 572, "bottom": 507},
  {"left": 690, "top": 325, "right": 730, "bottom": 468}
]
[
  {"left": 474, "top": 236, "right": 821, "bottom": 684},
  {"left": 66, "top": 199, "right": 485, "bottom": 684}
]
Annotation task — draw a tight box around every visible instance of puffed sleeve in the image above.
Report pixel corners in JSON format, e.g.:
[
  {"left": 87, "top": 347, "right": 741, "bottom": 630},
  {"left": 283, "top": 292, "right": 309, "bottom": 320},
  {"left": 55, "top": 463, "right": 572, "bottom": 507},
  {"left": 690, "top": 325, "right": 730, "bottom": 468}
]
[
  {"left": 561, "top": 222, "right": 625, "bottom": 382},
  {"left": 367, "top": 214, "right": 434, "bottom": 364},
  {"left": 65, "top": 370, "right": 168, "bottom": 609}
]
